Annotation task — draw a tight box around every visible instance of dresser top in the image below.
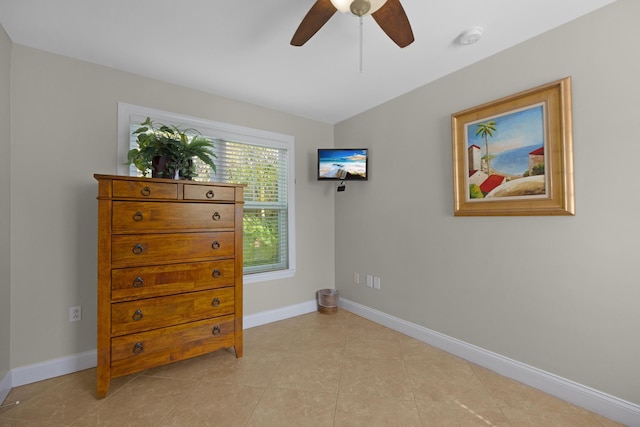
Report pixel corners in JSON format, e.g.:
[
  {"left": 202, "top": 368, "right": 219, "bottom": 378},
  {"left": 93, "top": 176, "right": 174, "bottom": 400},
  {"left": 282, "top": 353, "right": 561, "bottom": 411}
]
[
  {"left": 94, "top": 174, "right": 245, "bottom": 188},
  {"left": 94, "top": 174, "right": 244, "bottom": 202}
]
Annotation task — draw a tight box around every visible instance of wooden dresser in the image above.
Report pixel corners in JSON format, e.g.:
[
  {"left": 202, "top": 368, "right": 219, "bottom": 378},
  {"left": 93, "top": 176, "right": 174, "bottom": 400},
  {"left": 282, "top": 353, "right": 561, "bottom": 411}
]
[{"left": 94, "top": 174, "right": 244, "bottom": 398}]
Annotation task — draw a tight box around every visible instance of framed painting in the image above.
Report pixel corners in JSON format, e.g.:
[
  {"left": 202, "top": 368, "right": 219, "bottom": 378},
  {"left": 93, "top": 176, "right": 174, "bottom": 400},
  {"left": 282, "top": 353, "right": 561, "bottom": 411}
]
[{"left": 451, "top": 77, "right": 575, "bottom": 216}]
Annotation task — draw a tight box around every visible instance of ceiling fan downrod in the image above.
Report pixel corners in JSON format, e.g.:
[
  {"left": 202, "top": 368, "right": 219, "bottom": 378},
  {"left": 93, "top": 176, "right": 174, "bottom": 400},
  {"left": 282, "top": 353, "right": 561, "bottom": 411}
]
[{"left": 359, "top": 16, "right": 364, "bottom": 73}]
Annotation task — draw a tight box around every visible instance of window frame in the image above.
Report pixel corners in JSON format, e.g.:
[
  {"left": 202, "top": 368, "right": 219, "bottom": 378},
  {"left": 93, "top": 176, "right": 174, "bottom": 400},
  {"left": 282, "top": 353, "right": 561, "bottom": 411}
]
[{"left": 117, "top": 102, "right": 296, "bottom": 283}]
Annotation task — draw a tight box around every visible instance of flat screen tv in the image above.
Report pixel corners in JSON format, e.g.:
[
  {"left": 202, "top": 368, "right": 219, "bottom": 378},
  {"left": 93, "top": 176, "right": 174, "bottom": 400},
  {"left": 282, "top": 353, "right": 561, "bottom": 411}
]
[{"left": 317, "top": 148, "right": 368, "bottom": 181}]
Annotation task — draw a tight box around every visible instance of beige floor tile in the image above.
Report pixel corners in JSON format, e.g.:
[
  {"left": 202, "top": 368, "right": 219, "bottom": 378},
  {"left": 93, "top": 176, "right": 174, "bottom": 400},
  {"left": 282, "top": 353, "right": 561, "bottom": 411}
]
[
  {"left": 500, "top": 406, "right": 611, "bottom": 427},
  {"left": 415, "top": 398, "right": 511, "bottom": 427},
  {"left": 406, "top": 355, "right": 498, "bottom": 409},
  {"left": 269, "top": 351, "right": 343, "bottom": 394},
  {"left": 337, "top": 311, "right": 377, "bottom": 325},
  {"left": 142, "top": 350, "right": 223, "bottom": 380},
  {"left": 0, "top": 372, "right": 72, "bottom": 417},
  {"left": 472, "top": 365, "right": 591, "bottom": 416},
  {"left": 262, "top": 315, "right": 306, "bottom": 331},
  {"left": 339, "top": 356, "right": 414, "bottom": 401},
  {"left": 343, "top": 317, "right": 402, "bottom": 341},
  {"left": 96, "top": 370, "right": 141, "bottom": 397},
  {"left": 199, "top": 348, "right": 283, "bottom": 387},
  {"left": 287, "top": 311, "right": 352, "bottom": 333},
  {"left": 398, "top": 334, "right": 457, "bottom": 362},
  {"left": 344, "top": 333, "right": 404, "bottom": 360},
  {"left": 35, "top": 368, "right": 102, "bottom": 425},
  {"left": 335, "top": 393, "right": 422, "bottom": 427},
  {"left": 246, "top": 388, "right": 336, "bottom": 427},
  {"left": 0, "top": 418, "right": 37, "bottom": 426},
  {"left": 244, "top": 322, "right": 296, "bottom": 354},
  {"left": 590, "top": 412, "right": 627, "bottom": 427},
  {"left": 0, "top": 369, "right": 100, "bottom": 424},
  {"left": 288, "top": 327, "right": 348, "bottom": 357},
  {"left": 158, "top": 381, "right": 264, "bottom": 427},
  {"left": 74, "top": 375, "right": 196, "bottom": 426}
]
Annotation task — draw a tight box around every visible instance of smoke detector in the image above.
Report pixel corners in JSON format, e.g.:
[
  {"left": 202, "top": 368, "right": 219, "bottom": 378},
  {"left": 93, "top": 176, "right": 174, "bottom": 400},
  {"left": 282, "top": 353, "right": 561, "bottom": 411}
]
[{"left": 458, "top": 27, "right": 484, "bottom": 45}]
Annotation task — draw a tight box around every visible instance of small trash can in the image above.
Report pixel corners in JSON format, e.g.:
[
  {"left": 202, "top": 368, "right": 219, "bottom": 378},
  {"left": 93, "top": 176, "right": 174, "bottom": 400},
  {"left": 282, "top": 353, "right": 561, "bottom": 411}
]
[{"left": 317, "top": 289, "right": 339, "bottom": 314}]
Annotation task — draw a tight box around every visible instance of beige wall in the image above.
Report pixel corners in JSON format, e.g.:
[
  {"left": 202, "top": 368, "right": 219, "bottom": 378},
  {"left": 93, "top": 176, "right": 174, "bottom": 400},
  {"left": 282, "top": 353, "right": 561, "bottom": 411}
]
[
  {"left": 8, "top": 45, "right": 335, "bottom": 367},
  {"left": 334, "top": 0, "right": 640, "bottom": 405},
  {"left": 0, "top": 24, "right": 11, "bottom": 381}
]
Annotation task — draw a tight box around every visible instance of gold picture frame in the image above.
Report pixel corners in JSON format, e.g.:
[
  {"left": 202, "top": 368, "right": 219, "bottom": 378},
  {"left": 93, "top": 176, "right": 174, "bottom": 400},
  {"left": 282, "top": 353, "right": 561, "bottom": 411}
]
[{"left": 451, "top": 77, "right": 575, "bottom": 216}]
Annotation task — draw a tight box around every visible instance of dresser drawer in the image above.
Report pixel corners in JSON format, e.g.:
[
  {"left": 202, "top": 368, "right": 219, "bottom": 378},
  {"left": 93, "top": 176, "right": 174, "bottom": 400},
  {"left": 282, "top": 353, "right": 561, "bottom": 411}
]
[
  {"left": 112, "top": 201, "right": 235, "bottom": 232},
  {"left": 112, "top": 180, "right": 177, "bottom": 199},
  {"left": 111, "top": 231, "right": 235, "bottom": 267},
  {"left": 184, "top": 184, "right": 235, "bottom": 201},
  {"left": 111, "top": 260, "right": 235, "bottom": 301},
  {"left": 110, "top": 315, "right": 235, "bottom": 377},
  {"left": 111, "top": 287, "right": 234, "bottom": 336}
]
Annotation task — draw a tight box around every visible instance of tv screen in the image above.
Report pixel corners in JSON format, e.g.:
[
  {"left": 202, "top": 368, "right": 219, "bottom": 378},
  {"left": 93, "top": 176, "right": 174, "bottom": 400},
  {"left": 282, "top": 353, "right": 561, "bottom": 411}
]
[{"left": 317, "top": 148, "right": 368, "bottom": 181}]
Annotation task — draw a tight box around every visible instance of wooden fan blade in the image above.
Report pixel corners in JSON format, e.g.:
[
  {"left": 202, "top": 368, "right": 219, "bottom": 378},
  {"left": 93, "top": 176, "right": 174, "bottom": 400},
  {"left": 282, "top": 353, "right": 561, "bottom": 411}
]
[
  {"left": 372, "top": 0, "right": 414, "bottom": 48},
  {"left": 291, "top": 0, "right": 337, "bottom": 46}
]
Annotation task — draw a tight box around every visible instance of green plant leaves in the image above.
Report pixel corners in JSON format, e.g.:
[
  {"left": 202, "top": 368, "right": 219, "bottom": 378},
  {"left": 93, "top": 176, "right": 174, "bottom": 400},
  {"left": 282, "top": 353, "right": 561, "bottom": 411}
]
[{"left": 126, "top": 117, "right": 217, "bottom": 179}]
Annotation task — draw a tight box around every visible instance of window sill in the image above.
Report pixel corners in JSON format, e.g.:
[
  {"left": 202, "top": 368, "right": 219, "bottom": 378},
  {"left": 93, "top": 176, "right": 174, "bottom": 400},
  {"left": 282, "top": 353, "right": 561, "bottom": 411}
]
[{"left": 244, "top": 268, "right": 296, "bottom": 284}]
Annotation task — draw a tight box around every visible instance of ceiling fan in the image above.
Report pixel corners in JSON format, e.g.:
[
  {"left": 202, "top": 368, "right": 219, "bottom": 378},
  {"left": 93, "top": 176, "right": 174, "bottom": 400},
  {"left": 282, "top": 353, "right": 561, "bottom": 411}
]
[{"left": 291, "top": 0, "right": 414, "bottom": 48}]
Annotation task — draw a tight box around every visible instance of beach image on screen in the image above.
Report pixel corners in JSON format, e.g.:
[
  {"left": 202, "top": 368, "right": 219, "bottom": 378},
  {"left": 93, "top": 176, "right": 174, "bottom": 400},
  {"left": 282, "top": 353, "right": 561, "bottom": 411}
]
[{"left": 318, "top": 149, "right": 367, "bottom": 179}]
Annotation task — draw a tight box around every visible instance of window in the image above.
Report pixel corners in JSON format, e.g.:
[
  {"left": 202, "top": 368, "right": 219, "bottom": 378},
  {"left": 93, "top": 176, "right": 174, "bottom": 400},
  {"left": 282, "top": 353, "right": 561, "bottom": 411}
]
[{"left": 117, "top": 103, "right": 296, "bottom": 283}]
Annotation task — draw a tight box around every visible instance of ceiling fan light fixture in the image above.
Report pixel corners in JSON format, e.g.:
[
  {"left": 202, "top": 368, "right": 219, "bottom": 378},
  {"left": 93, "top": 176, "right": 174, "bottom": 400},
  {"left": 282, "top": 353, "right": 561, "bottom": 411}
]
[{"left": 330, "top": 0, "right": 387, "bottom": 16}]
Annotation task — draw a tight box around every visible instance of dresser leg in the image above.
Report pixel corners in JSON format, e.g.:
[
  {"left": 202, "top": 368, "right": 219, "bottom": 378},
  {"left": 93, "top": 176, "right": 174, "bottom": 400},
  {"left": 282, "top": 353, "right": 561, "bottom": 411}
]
[
  {"left": 234, "top": 344, "right": 243, "bottom": 358},
  {"left": 97, "top": 378, "right": 110, "bottom": 399}
]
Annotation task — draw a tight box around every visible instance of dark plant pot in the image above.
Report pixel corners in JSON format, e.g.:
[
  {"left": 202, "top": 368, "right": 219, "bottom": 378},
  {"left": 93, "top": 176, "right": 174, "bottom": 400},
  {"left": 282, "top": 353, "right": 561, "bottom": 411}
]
[{"left": 151, "top": 156, "right": 174, "bottom": 179}]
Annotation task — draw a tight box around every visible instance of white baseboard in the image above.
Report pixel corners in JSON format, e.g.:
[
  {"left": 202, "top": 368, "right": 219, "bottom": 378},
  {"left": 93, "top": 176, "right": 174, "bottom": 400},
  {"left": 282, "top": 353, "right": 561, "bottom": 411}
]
[
  {"left": 0, "top": 370, "right": 11, "bottom": 405},
  {"left": 10, "top": 350, "right": 96, "bottom": 388},
  {"left": 243, "top": 299, "right": 317, "bottom": 329},
  {"left": 340, "top": 298, "right": 640, "bottom": 427}
]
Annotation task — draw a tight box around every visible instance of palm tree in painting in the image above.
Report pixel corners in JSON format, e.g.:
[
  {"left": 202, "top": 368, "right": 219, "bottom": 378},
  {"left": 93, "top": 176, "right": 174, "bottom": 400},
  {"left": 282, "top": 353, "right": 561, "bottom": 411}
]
[{"left": 475, "top": 121, "right": 497, "bottom": 174}]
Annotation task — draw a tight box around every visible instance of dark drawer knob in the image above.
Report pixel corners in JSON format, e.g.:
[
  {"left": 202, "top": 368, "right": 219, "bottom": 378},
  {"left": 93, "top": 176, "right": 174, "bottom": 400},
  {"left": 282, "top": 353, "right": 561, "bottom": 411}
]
[
  {"left": 133, "top": 277, "right": 144, "bottom": 288},
  {"left": 132, "top": 310, "right": 144, "bottom": 321},
  {"left": 133, "top": 211, "right": 144, "bottom": 222},
  {"left": 206, "top": 190, "right": 215, "bottom": 199},
  {"left": 211, "top": 241, "right": 220, "bottom": 250},
  {"left": 140, "top": 187, "right": 151, "bottom": 197},
  {"left": 212, "top": 326, "right": 221, "bottom": 336},
  {"left": 133, "top": 342, "right": 144, "bottom": 354},
  {"left": 212, "top": 269, "right": 221, "bottom": 278},
  {"left": 132, "top": 244, "right": 144, "bottom": 255},
  {"left": 211, "top": 297, "right": 221, "bottom": 307},
  {"left": 212, "top": 212, "right": 221, "bottom": 221}
]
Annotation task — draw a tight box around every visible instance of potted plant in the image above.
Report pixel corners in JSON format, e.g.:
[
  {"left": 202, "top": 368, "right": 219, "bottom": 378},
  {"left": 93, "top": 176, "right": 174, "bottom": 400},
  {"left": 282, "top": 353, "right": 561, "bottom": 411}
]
[
  {"left": 173, "top": 129, "right": 218, "bottom": 180},
  {"left": 127, "top": 117, "right": 217, "bottom": 180}
]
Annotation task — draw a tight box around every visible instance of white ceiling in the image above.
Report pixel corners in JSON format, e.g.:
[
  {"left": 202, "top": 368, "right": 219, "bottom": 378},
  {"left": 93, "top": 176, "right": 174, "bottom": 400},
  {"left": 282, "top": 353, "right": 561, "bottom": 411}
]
[{"left": 0, "top": 0, "right": 617, "bottom": 124}]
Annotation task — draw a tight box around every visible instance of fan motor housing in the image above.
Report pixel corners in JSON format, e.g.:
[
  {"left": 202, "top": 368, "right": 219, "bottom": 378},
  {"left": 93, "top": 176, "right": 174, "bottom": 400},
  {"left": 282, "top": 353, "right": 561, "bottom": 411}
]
[{"left": 350, "top": 0, "right": 371, "bottom": 16}]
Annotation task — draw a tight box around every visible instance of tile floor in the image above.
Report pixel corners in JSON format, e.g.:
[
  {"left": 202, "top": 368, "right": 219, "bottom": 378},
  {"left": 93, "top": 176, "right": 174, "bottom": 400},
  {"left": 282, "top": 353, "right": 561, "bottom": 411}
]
[{"left": 0, "top": 310, "right": 625, "bottom": 426}]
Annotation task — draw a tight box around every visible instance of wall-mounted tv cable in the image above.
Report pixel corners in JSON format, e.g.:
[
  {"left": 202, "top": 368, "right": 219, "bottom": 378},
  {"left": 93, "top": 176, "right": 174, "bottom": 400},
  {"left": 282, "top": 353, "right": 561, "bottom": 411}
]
[{"left": 337, "top": 169, "right": 347, "bottom": 192}]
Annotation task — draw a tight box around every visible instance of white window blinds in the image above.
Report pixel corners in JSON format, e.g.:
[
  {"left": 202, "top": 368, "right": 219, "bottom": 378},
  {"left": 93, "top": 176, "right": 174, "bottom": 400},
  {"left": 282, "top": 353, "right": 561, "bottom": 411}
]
[{"left": 215, "top": 140, "right": 289, "bottom": 274}]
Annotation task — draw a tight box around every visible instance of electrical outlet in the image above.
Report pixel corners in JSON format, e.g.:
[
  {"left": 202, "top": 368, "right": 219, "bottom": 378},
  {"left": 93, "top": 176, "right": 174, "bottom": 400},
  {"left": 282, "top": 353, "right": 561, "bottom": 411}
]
[
  {"left": 354, "top": 273, "right": 360, "bottom": 284},
  {"left": 69, "top": 306, "right": 81, "bottom": 322},
  {"left": 366, "top": 275, "right": 373, "bottom": 288},
  {"left": 374, "top": 276, "right": 381, "bottom": 290}
]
